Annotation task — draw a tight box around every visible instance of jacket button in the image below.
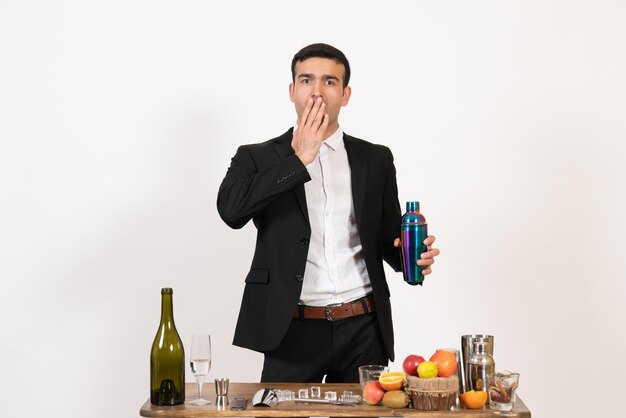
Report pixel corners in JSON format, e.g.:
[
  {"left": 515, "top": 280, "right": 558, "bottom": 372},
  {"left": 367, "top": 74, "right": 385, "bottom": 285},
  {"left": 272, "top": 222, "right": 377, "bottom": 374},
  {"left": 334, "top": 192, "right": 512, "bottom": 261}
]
[
  {"left": 299, "top": 237, "right": 309, "bottom": 245},
  {"left": 295, "top": 274, "right": 304, "bottom": 282}
]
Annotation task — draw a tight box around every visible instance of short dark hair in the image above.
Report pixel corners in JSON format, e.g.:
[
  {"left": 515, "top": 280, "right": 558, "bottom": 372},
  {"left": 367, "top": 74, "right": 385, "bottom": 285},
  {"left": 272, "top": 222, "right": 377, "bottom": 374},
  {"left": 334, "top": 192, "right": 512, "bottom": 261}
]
[{"left": 291, "top": 43, "right": 351, "bottom": 88}]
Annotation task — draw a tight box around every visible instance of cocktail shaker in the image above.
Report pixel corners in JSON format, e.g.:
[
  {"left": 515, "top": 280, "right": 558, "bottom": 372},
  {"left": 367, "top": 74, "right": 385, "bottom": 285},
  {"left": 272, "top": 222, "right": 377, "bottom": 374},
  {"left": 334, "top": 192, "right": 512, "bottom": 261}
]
[
  {"left": 401, "top": 201, "right": 428, "bottom": 285},
  {"left": 467, "top": 341, "right": 495, "bottom": 392},
  {"left": 460, "top": 334, "right": 494, "bottom": 393}
]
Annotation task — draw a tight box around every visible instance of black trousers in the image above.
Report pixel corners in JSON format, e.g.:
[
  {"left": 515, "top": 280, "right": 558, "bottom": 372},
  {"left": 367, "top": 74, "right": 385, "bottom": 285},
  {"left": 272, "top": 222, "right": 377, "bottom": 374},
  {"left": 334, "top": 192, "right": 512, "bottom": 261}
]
[{"left": 260, "top": 312, "right": 388, "bottom": 383}]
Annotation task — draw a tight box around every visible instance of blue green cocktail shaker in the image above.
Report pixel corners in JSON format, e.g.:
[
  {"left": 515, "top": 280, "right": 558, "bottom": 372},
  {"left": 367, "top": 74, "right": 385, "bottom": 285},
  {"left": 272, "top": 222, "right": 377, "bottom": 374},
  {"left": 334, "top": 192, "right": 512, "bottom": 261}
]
[{"left": 401, "top": 201, "right": 428, "bottom": 285}]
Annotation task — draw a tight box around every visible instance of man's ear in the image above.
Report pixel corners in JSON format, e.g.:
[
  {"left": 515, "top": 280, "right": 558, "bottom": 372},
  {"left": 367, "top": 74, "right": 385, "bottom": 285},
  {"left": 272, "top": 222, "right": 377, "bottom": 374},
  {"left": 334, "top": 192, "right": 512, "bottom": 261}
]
[
  {"left": 289, "top": 83, "right": 295, "bottom": 103},
  {"left": 341, "top": 86, "right": 352, "bottom": 107}
]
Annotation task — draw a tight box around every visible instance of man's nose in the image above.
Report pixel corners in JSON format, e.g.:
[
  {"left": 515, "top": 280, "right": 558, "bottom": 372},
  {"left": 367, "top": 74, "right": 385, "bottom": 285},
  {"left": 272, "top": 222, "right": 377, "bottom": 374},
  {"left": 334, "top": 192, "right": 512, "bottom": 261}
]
[{"left": 311, "top": 80, "right": 323, "bottom": 97}]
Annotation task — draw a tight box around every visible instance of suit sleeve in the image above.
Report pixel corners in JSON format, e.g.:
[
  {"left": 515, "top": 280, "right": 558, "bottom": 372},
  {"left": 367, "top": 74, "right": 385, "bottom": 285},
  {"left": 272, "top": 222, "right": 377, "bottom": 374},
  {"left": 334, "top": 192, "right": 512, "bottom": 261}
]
[
  {"left": 381, "top": 147, "right": 403, "bottom": 272},
  {"left": 217, "top": 145, "right": 311, "bottom": 229}
]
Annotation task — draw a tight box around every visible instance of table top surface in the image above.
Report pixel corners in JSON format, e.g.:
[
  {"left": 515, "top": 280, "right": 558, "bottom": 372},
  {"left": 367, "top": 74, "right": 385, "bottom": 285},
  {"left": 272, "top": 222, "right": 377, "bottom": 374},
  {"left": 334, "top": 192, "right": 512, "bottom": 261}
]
[{"left": 139, "top": 382, "right": 531, "bottom": 417}]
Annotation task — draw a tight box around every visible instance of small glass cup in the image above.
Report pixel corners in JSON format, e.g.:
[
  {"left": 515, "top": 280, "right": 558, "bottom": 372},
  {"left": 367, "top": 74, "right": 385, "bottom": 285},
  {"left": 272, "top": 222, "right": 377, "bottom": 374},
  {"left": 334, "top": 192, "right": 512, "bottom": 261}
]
[
  {"left": 310, "top": 386, "right": 321, "bottom": 398},
  {"left": 358, "top": 365, "right": 389, "bottom": 397},
  {"left": 488, "top": 371, "right": 520, "bottom": 411}
]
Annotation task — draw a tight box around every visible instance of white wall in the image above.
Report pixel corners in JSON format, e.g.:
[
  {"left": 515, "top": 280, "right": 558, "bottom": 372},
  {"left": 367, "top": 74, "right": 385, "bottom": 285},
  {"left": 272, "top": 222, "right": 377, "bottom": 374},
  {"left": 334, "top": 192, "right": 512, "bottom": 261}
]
[{"left": 1, "top": 1, "right": 625, "bottom": 417}]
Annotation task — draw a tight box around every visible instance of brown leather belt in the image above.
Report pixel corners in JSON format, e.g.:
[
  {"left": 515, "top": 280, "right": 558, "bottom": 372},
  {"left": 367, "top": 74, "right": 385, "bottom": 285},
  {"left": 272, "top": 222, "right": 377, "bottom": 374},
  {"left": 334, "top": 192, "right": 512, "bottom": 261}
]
[{"left": 293, "top": 294, "right": 376, "bottom": 321}]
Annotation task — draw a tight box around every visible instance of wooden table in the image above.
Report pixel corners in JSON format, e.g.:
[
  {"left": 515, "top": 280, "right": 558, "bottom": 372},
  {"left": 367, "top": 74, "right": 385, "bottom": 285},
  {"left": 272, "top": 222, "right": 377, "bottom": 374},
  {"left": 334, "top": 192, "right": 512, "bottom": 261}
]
[{"left": 140, "top": 383, "right": 531, "bottom": 417}]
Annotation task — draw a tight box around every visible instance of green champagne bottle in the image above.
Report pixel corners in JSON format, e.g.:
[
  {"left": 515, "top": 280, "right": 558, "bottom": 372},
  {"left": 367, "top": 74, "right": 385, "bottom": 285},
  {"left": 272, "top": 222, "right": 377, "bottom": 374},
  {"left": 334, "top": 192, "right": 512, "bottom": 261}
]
[{"left": 150, "top": 288, "right": 185, "bottom": 405}]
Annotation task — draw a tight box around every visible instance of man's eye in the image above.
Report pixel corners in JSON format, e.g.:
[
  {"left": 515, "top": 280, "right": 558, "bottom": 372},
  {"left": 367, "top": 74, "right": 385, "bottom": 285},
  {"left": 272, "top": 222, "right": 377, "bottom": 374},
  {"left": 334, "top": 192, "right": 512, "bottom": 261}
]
[
  {"left": 301, "top": 79, "right": 310, "bottom": 84},
  {"left": 325, "top": 80, "right": 335, "bottom": 86}
]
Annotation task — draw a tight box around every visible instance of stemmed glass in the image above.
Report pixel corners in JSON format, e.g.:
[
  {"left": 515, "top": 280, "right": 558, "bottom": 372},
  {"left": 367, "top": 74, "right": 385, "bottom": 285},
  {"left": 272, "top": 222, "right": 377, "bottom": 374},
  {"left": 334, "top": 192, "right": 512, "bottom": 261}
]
[{"left": 188, "top": 334, "right": 212, "bottom": 405}]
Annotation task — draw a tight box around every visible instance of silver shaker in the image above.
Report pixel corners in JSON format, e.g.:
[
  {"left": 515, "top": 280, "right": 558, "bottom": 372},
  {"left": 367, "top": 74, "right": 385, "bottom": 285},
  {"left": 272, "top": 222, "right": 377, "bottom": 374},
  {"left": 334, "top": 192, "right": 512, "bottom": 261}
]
[
  {"left": 467, "top": 341, "right": 495, "bottom": 392},
  {"left": 461, "top": 334, "right": 494, "bottom": 392}
]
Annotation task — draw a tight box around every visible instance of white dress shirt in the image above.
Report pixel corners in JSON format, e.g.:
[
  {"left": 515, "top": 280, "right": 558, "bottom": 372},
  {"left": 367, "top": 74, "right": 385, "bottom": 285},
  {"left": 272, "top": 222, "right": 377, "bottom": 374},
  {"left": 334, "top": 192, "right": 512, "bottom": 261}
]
[{"left": 298, "top": 127, "right": 372, "bottom": 306}]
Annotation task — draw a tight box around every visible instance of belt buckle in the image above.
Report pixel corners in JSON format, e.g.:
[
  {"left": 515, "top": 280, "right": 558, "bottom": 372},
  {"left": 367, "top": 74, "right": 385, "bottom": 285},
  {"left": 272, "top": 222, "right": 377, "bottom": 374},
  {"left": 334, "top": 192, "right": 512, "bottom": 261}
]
[{"left": 324, "top": 302, "right": 344, "bottom": 321}]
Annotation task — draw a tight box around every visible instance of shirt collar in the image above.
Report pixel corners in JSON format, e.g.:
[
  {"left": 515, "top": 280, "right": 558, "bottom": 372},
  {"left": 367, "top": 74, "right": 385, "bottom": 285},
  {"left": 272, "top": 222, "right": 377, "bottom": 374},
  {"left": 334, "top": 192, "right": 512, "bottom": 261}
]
[{"left": 323, "top": 126, "right": 344, "bottom": 151}]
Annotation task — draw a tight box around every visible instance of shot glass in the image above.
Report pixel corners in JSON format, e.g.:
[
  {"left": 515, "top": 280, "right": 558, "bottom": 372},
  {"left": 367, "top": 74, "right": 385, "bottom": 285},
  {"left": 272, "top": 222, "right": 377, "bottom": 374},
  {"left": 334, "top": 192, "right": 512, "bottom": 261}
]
[{"left": 488, "top": 371, "right": 520, "bottom": 411}]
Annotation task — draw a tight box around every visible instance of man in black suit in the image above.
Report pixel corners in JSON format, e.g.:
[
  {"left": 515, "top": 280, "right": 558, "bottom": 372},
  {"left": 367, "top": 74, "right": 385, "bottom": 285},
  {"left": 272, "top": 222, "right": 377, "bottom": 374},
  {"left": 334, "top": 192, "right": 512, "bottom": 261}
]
[{"left": 217, "top": 43, "right": 439, "bottom": 383}]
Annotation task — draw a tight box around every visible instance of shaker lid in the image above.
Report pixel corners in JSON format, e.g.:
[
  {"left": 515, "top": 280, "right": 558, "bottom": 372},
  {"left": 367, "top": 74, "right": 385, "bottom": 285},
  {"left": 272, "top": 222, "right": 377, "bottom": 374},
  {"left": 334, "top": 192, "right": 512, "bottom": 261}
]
[
  {"left": 473, "top": 341, "right": 487, "bottom": 354},
  {"left": 406, "top": 201, "right": 420, "bottom": 212}
]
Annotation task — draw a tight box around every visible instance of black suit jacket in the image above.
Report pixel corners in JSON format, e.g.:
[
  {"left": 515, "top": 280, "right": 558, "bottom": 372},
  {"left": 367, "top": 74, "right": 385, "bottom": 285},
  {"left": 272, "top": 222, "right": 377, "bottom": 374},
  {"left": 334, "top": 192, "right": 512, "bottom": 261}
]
[{"left": 217, "top": 128, "right": 403, "bottom": 361}]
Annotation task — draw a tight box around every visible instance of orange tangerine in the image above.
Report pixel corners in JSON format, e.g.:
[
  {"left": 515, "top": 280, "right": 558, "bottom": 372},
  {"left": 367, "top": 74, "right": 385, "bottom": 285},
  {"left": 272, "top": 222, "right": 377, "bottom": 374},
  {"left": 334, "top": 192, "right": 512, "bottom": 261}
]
[
  {"left": 429, "top": 349, "right": 458, "bottom": 378},
  {"left": 378, "top": 371, "right": 405, "bottom": 391},
  {"left": 459, "top": 390, "right": 488, "bottom": 409}
]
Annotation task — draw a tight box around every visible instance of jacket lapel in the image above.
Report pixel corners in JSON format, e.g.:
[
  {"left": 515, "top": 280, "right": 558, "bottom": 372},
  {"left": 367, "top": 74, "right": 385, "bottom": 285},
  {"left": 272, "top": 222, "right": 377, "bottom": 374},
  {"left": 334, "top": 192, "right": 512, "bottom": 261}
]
[
  {"left": 274, "top": 128, "right": 309, "bottom": 224},
  {"left": 344, "top": 134, "right": 367, "bottom": 230}
]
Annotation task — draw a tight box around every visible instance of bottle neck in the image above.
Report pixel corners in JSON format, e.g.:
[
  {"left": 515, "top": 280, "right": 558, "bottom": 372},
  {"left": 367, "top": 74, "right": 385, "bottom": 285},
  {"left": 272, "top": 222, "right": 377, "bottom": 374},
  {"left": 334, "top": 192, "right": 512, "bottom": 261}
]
[{"left": 160, "top": 293, "right": 175, "bottom": 325}]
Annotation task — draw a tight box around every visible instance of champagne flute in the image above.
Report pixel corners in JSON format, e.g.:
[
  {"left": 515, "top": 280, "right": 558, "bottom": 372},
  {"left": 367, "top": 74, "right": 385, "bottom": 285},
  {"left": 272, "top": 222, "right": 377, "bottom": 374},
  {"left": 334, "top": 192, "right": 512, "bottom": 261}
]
[{"left": 188, "top": 334, "right": 212, "bottom": 405}]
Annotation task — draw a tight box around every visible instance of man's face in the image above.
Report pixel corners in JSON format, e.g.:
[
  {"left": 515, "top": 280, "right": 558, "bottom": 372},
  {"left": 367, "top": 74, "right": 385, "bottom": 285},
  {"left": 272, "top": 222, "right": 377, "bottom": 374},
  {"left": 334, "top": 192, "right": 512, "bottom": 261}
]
[{"left": 289, "top": 57, "right": 351, "bottom": 129}]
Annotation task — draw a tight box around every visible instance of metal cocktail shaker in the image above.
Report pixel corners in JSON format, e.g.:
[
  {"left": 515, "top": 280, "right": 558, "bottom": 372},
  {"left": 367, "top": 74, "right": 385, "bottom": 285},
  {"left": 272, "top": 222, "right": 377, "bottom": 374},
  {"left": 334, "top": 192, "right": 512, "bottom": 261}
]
[
  {"left": 401, "top": 201, "right": 428, "bottom": 285},
  {"left": 460, "top": 334, "right": 494, "bottom": 393},
  {"left": 467, "top": 341, "right": 495, "bottom": 392}
]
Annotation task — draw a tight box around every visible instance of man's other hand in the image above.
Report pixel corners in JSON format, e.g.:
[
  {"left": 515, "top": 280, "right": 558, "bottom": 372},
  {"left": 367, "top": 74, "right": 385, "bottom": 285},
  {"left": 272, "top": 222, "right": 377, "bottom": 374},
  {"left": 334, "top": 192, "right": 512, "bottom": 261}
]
[{"left": 393, "top": 235, "right": 440, "bottom": 276}]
